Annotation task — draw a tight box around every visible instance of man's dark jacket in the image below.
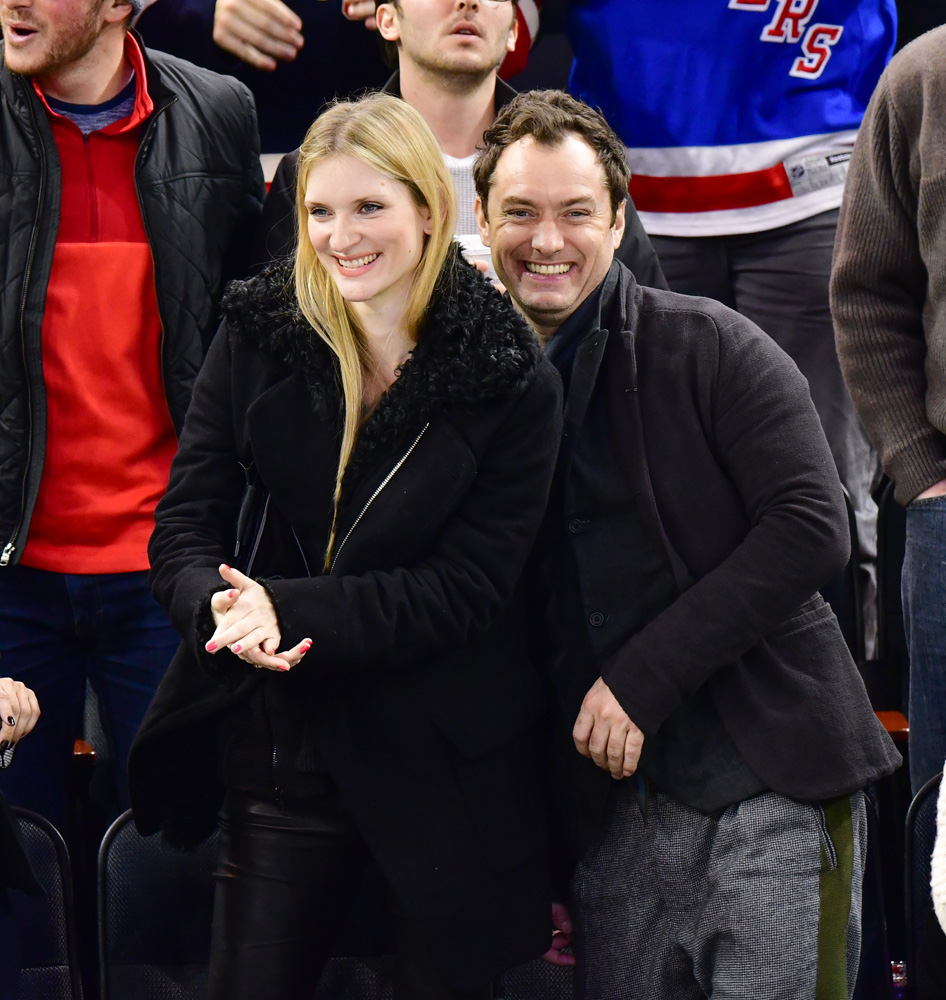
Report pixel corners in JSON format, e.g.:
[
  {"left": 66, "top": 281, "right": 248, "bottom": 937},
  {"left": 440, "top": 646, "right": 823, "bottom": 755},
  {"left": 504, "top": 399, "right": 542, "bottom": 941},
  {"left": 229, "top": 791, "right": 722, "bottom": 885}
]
[
  {"left": 0, "top": 35, "right": 264, "bottom": 567},
  {"left": 543, "top": 261, "right": 900, "bottom": 833},
  {"left": 252, "top": 74, "right": 668, "bottom": 290}
]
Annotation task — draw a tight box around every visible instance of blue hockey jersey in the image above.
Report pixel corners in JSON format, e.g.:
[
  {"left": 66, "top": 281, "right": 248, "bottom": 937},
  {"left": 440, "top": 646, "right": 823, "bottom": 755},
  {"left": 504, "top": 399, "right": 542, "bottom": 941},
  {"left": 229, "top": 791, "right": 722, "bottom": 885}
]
[{"left": 567, "top": 0, "right": 896, "bottom": 234}]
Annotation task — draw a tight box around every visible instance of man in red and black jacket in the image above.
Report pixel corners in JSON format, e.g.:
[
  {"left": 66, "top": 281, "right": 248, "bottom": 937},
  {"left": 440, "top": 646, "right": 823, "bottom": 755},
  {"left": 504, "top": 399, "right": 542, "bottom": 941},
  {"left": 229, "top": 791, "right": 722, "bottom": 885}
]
[{"left": 0, "top": 0, "right": 264, "bottom": 829}]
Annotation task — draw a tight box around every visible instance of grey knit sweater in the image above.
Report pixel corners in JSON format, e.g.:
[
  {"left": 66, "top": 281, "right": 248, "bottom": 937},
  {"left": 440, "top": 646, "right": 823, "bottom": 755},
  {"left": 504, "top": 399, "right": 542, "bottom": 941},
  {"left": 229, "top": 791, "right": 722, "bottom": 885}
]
[{"left": 832, "top": 26, "right": 946, "bottom": 506}]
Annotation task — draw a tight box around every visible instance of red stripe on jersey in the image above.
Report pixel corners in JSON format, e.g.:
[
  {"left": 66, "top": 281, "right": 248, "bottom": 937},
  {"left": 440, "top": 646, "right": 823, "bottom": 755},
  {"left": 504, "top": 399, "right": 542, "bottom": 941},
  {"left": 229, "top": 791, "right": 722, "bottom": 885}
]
[{"left": 630, "top": 163, "right": 794, "bottom": 213}]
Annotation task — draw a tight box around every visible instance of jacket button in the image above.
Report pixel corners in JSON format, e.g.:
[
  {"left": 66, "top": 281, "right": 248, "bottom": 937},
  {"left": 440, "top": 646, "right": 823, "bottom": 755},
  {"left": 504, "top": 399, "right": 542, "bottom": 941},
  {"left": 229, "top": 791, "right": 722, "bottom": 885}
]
[
  {"left": 588, "top": 612, "right": 605, "bottom": 627},
  {"left": 568, "top": 518, "right": 585, "bottom": 535}
]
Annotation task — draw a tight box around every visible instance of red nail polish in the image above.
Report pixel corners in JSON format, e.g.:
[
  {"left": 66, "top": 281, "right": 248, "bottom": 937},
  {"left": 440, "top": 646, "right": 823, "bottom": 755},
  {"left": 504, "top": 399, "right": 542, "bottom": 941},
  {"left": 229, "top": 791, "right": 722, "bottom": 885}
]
[
  {"left": 206, "top": 641, "right": 217, "bottom": 652},
  {"left": 222, "top": 564, "right": 231, "bottom": 572},
  {"left": 232, "top": 644, "right": 242, "bottom": 653},
  {"left": 229, "top": 589, "right": 237, "bottom": 598}
]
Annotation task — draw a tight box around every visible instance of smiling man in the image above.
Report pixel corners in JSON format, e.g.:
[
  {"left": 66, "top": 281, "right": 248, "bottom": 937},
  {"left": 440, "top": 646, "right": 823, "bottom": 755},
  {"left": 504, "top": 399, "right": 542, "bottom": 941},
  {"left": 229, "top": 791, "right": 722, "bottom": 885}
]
[
  {"left": 474, "top": 90, "right": 901, "bottom": 1000},
  {"left": 254, "top": 0, "right": 665, "bottom": 288},
  {"left": 0, "top": 0, "right": 262, "bottom": 828}
]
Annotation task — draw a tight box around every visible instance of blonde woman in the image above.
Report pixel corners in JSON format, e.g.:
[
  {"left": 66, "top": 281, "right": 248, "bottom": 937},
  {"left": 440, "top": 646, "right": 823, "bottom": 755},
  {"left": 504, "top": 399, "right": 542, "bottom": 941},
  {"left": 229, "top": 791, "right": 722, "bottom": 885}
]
[{"left": 128, "top": 94, "right": 562, "bottom": 1000}]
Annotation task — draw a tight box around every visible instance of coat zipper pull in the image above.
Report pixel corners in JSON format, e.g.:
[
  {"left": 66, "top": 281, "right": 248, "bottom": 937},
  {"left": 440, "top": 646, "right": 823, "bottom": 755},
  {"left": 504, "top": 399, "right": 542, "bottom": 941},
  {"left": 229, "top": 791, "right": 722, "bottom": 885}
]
[{"left": 0, "top": 543, "right": 14, "bottom": 567}]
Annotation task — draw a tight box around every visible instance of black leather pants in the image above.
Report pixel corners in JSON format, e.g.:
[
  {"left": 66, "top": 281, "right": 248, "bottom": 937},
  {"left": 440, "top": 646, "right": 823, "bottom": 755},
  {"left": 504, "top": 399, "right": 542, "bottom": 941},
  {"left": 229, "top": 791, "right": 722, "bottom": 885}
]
[{"left": 208, "top": 789, "right": 492, "bottom": 1000}]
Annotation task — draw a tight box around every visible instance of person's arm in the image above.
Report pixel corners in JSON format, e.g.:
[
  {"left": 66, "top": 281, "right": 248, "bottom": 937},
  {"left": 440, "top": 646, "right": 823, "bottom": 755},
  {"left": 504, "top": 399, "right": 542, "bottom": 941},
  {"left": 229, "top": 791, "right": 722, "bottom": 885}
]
[
  {"left": 342, "top": 0, "right": 376, "bottom": 29},
  {"left": 261, "top": 362, "right": 563, "bottom": 672},
  {"left": 600, "top": 311, "right": 850, "bottom": 737},
  {"left": 149, "top": 326, "right": 250, "bottom": 659},
  {"left": 0, "top": 679, "right": 40, "bottom": 759},
  {"left": 136, "top": 0, "right": 231, "bottom": 72},
  {"left": 221, "top": 78, "right": 267, "bottom": 288},
  {"left": 614, "top": 197, "right": 668, "bottom": 290},
  {"left": 151, "top": 327, "right": 563, "bottom": 676},
  {"left": 213, "top": 0, "right": 304, "bottom": 71},
  {"left": 831, "top": 71, "right": 944, "bottom": 505},
  {"left": 250, "top": 149, "right": 299, "bottom": 271},
  {"left": 542, "top": 901, "right": 576, "bottom": 967}
]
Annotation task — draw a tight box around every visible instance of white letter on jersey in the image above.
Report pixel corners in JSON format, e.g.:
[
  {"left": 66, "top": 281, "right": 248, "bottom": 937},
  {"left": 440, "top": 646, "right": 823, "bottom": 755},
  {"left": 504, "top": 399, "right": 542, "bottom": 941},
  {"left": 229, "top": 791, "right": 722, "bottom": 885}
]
[{"left": 761, "top": 0, "right": 819, "bottom": 43}]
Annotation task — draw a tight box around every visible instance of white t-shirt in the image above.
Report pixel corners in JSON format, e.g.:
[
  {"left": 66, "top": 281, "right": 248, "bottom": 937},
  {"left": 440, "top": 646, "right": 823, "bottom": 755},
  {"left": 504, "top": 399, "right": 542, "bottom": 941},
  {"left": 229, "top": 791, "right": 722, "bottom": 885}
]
[{"left": 443, "top": 151, "right": 496, "bottom": 281}]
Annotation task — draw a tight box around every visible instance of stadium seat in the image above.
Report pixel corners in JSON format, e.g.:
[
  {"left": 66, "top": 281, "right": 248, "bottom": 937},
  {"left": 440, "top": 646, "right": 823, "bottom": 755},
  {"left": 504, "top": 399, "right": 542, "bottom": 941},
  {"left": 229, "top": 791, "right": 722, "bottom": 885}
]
[
  {"left": 97, "top": 810, "right": 395, "bottom": 1000},
  {"left": 11, "top": 808, "right": 83, "bottom": 1000},
  {"left": 904, "top": 772, "right": 943, "bottom": 989}
]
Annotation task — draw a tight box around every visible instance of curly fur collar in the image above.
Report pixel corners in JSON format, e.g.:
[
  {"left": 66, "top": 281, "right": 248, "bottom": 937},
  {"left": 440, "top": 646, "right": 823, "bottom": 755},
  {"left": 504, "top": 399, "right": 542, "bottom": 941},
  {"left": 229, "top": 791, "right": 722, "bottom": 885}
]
[{"left": 221, "top": 245, "right": 540, "bottom": 506}]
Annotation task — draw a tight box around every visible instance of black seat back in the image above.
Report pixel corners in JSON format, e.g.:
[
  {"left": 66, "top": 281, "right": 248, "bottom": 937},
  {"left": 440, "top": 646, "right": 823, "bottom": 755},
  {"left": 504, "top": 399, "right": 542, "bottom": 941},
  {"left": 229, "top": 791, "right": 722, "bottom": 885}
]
[
  {"left": 905, "top": 772, "right": 943, "bottom": 981},
  {"left": 12, "top": 808, "right": 82, "bottom": 1000},
  {"left": 98, "top": 810, "right": 216, "bottom": 1000}
]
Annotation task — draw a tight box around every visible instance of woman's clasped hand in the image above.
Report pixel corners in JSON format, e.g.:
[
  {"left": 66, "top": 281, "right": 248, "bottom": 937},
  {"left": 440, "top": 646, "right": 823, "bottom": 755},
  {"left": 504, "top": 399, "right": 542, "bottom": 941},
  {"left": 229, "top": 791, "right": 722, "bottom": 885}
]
[{"left": 205, "top": 563, "right": 312, "bottom": 670}]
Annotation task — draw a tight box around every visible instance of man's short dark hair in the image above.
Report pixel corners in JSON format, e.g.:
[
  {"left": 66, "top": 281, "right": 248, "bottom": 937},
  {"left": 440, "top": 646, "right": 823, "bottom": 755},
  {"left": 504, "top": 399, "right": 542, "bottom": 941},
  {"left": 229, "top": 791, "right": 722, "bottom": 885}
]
[{"left": 474, "top": 89, "right": 630, "bottom": 223}]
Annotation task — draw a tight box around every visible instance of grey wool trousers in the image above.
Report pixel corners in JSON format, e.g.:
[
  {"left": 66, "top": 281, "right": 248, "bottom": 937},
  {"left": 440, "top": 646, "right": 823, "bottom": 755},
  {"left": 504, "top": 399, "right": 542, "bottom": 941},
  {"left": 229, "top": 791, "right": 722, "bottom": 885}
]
[{"left": 571, "top": 781, "right": 866, "bottom": 1000}]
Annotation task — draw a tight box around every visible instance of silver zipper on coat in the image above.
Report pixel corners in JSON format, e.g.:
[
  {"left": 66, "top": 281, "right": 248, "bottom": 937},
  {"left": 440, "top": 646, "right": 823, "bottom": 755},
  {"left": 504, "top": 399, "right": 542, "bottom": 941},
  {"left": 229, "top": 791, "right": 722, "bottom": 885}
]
[
  {"left": 243, "top": 495, "right": 271, "bottom": 578},
  {"left": 291, "top": 527, "right": 311, "bottom": 577},
  {"left": 330, "top": 423, "right": 429, "bottom": 570},
  {"left": 2, "top": 86, "right": 49, "bottom": 567}
]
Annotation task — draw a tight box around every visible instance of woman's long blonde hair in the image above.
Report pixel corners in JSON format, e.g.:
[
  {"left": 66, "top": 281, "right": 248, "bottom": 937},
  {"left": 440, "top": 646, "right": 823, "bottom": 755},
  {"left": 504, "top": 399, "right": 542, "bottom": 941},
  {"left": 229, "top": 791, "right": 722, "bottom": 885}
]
[{"left": 293, "top": 93, "right": 457, "bottom": 567}]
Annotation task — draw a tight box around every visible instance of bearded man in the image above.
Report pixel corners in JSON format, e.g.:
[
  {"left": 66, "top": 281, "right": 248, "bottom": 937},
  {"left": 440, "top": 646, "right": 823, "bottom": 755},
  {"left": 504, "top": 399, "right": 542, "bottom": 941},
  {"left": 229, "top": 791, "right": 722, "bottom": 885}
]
[{"left": 0, "top": 0, "right": 263, "bottom": 827}]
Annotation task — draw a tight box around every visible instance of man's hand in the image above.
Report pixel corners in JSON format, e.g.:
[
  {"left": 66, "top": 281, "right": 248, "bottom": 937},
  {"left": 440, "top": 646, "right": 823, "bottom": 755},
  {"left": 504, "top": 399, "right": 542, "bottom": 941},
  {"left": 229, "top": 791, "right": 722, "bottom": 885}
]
[
  {"left": 206, "top": 564, "right": 311, "bottom": 671},
  {"left": 469, "top": 258, "right": 506, "bottom": 294},
  {"left": 573, "top": 677, "right": 644, "bottom": 779},
  {"left": 917, "top": 477, "right": 946, "bottom": 500},
  {"left": 213, "top": 0, "right": 304, "bottom": 71},
  {"left": 342, "top": 0, "right": 377, "bottom": 29},
  {"left": 542, "top": 902, "right": 576, "bottom": 966}
]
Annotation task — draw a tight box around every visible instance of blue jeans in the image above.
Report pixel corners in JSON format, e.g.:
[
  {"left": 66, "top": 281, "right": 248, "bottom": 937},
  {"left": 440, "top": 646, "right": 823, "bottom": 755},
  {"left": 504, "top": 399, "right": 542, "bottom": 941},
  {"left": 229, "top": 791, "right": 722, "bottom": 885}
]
[
  {"left": 902, "top": 496, "right": 946, "bottom": 793},
  {"left": 0, "top": 566, "right": 180, "bottom": 830}
]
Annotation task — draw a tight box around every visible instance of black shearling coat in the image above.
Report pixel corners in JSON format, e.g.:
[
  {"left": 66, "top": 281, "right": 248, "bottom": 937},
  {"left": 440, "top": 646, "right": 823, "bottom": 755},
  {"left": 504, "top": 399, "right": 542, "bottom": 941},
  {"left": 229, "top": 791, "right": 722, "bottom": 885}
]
[{"left": 128, "top": 249, "right": 562, "bottom": 990}]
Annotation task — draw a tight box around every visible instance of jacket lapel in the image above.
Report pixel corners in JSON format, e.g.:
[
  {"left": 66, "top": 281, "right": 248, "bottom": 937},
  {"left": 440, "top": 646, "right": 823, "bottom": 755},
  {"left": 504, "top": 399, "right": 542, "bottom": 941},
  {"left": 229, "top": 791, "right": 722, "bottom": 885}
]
[
  {"left": 246, "top": 370, "right": 339, "bottom": 557},
  {"left": 557, "top": 329, "right": 607, "bottom": 489},
  {"left": 603, "top": 267, "right": 695, "bottom": 593},
  {"left": 224, "top": 249, "right": 542, "bottom": 567}
]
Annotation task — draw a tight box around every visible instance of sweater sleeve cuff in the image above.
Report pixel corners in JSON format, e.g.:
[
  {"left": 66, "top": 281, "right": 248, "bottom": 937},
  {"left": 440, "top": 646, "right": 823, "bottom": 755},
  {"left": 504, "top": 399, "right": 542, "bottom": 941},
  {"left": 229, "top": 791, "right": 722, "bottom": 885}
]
[{"left": 888, "top": 440, "right": 946, "bottom": 505}]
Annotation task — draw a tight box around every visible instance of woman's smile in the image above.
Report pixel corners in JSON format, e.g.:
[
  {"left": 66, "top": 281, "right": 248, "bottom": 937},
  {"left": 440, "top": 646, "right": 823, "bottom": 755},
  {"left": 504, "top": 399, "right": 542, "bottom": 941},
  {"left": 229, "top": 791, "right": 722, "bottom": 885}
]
[
  {"left": 335, "top": 253, "right": 380, "bottom": 270},
  {"left": 305, "top": 155, "right": 433, "bottom": 317}
]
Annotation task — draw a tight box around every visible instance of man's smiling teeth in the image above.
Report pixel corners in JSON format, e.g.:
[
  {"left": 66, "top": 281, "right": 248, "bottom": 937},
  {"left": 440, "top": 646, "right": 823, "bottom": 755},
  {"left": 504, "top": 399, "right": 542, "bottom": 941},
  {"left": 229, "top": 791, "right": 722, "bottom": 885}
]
[
  {"left": 525, "top": 262, "right": 571, "bottom": 275},
  {"left": 338, "top": 254, "right": 378, "bottom": 269}
]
